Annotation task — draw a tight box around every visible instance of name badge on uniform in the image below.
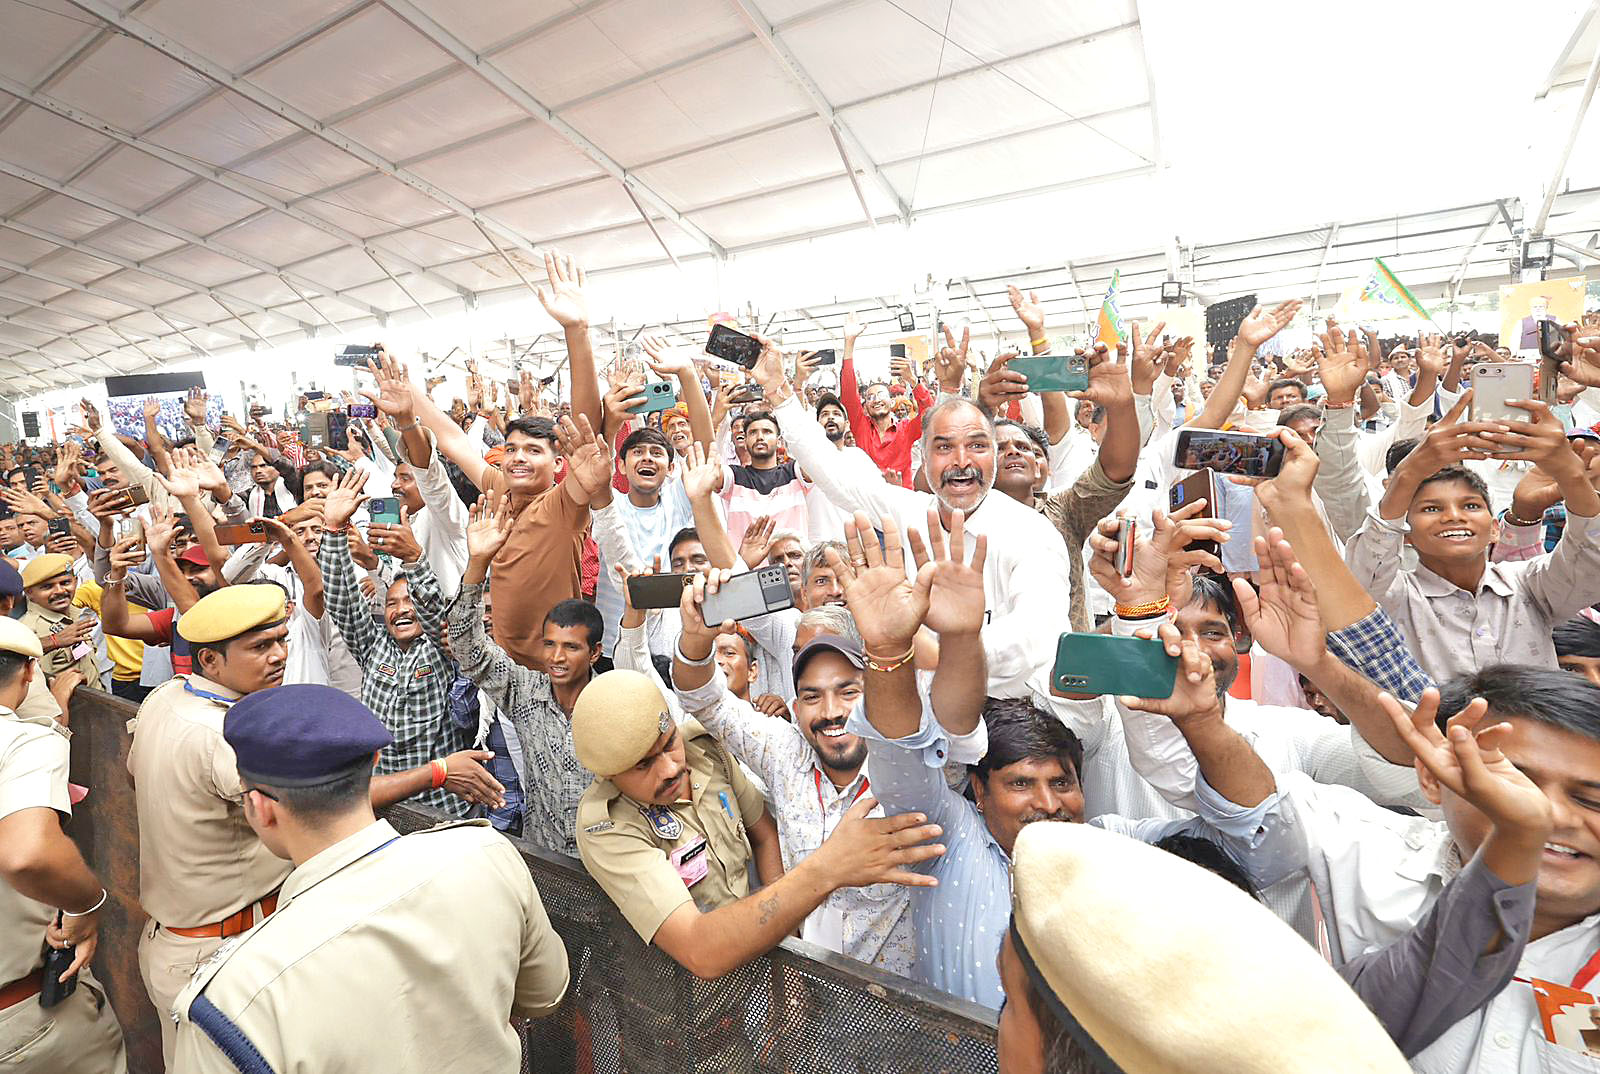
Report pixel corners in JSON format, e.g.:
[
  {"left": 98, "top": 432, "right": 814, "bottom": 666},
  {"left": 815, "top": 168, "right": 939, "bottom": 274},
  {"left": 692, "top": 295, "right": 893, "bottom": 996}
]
[
  {"left": 71, "top": 642, "right": 93, "bottom": 662},
  {"left": 640, "top": 805, "right": 682, "bottom": 840},
  {"left": 670, "top": 838, "right": 709, "bottom": 887},
  {"left": 377, "top": 663, "right": 398, "bottom": 679}
]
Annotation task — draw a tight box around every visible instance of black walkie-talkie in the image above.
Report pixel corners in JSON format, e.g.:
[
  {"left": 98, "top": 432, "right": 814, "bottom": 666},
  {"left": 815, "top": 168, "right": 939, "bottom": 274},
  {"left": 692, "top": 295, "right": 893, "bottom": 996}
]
[{"left": 39, "top": 911, "right": 78, "bottom": 1009}]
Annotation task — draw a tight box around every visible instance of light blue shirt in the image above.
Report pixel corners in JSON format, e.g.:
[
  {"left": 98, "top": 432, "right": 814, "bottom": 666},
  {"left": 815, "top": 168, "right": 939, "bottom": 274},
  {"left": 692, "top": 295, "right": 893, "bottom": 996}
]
[{"left": 847, "top": 696, "right": 1286, "bottom": 1009}]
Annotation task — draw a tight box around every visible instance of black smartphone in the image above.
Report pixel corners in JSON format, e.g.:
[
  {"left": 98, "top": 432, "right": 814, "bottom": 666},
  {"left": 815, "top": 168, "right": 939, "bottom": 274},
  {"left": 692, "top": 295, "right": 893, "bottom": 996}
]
[
  {"left": 326, "top": 412, "right": 350, "bottom": 452},
  {"left": 812, "top": 349, "right": 837, "bottom": 365},
  {"left": 627, "top": 572, "right": 694, "bottom": 611},
  {"left": 47, "top": 516, "right": 71, "bottom": 538},
  {"left": 1172, "top": 428, "right": 1285, "bottom": 478},
  {"left": 335, "top": 344, "right": 379, "bottom": 367},
  {"left": 705, "top": 324, "right": 762, "bottom": 369},
  {"left": 346, "top": 403, "right": 377, "bottom": 418},
  {"left": 303, "top": 391, "right": 329, "bottom": 401},
  {"left": 889, "top": 343, "right": 908, "bottom": 360},
  {"left": 728, "top": 384, "right": 765, "bottom": 405},
  {"left": 21, "top": 466, "right": 41, "bottom": 488}
]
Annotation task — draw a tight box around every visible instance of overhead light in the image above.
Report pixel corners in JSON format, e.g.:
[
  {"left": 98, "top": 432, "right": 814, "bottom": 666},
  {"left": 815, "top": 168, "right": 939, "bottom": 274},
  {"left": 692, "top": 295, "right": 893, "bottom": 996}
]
[
  {"left": 897, "top": 307, "right": 916, "bottom": 332},
  {"left": 1522, "top": 237, "right": 1555, "bottom": 269},
  {"left": 1160, "top": 280, "right": 1184, "bottom": 305}
]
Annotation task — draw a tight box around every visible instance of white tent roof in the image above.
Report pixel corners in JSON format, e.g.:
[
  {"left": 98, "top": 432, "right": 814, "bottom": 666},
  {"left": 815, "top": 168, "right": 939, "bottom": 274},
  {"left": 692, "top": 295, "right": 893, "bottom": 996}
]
[{"left": 0, "top": 0, "right": 1597, "bottom": 401}]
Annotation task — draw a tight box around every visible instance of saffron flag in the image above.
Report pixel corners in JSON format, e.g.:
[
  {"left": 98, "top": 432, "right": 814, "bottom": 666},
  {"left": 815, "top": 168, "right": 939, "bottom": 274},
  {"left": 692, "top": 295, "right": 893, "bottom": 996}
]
[
  {"left": 1357, "top": 257, "right": 1431, "bottom": 322},
  {"left": 1095, "top": 270, "right": 1126, "bottom": 348}
]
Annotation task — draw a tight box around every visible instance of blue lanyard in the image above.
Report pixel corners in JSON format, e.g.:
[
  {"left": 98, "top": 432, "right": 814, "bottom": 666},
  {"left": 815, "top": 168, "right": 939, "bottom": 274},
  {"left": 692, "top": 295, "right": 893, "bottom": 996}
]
[{"left": 183, "top": 679, "right": 237, "bottom": 706}]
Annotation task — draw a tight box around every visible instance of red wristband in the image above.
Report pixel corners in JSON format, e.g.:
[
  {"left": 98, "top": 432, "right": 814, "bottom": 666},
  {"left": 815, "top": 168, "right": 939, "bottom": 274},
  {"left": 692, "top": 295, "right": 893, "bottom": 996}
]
[{"left": 429, "top": 759, "right": 448, "bottom": 790}]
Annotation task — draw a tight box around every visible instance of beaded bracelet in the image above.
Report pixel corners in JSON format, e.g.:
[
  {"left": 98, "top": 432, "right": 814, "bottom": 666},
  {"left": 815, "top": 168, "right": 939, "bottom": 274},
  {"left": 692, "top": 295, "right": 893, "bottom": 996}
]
[{"left": 863, "top": 643, "right": 916, "bottom": 673}]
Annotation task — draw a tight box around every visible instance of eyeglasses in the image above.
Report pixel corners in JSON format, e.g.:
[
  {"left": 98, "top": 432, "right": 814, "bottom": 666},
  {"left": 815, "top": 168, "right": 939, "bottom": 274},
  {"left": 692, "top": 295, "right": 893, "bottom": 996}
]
[{"left": 245, "top": 785, "right": 279, "bottom": 802}]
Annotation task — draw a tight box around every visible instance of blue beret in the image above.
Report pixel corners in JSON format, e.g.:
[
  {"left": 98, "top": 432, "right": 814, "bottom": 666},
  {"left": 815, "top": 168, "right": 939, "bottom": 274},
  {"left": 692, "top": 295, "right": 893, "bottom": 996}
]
[
  {"left": 0, "top": 560, "right": 21, "bottom": 599},
  {"left": 224, "top": 684, "right": 393, "bottom": 788}
]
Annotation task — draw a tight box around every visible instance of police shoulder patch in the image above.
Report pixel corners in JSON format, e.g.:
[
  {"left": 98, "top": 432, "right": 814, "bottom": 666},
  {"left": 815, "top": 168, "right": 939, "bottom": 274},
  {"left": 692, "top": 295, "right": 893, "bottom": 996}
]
[{"left": 583, "top": 820, "right": 614, "bottom": 834}]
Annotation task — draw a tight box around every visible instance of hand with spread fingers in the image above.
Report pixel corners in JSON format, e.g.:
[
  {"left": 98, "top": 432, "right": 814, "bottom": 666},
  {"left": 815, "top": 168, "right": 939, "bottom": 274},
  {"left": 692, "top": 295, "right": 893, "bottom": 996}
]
[
  {"left": 906, "top": 506, "right": 988, "bottom": 638},
  {"left": 824, "top": 511, "right": 927, "bottom": 655}
]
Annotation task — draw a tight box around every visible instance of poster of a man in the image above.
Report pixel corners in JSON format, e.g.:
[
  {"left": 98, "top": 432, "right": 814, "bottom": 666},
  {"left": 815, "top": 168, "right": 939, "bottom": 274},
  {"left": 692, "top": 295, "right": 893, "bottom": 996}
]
[{"left": 1500, "top": 277, "right": 1585, "bottom": 353}]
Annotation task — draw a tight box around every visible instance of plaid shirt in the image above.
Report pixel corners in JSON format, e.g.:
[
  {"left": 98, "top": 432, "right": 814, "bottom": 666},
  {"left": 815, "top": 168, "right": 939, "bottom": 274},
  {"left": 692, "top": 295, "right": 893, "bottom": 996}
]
[
  {"left": 446, "top": 582, "right": 589, "bottom": 855},
  {"left": 1326, "top": 606, "right": 1435, "bottom": 705},
  {"left": 319, "top": 531, "right": 466, "bottom": 815}
]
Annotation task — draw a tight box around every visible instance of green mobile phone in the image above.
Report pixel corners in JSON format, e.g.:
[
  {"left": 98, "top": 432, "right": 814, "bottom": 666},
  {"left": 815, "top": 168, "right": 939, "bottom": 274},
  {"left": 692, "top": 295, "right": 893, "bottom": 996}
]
[
  {"left": 1009, "top": 354, "right": 1088, "bottom": 394},
  {"left": 1052, "top": 633, "right": 1177, "bottom": 698}
]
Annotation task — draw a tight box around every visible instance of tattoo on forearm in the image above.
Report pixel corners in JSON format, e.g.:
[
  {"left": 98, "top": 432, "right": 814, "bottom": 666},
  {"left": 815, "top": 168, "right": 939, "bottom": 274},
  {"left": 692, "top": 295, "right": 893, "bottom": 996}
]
[{"left": 758, "top": 895, "right": 779, "bottom": 926}]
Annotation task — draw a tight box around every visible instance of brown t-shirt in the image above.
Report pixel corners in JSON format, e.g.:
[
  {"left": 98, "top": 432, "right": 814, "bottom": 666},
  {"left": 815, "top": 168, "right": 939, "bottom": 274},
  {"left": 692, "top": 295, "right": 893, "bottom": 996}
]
[{"left": 489, "top": 479, "right": 589, "bottom": 671}]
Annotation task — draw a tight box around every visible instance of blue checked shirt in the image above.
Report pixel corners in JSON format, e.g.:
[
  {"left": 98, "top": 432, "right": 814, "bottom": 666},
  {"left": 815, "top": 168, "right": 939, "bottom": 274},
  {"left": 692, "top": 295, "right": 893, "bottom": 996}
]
[
  {"left": 319, "top": 530, "right": 467, "bottom": 815},
  {"left": 1325, "top": 606, "right": 1435, "bottom": 705}
]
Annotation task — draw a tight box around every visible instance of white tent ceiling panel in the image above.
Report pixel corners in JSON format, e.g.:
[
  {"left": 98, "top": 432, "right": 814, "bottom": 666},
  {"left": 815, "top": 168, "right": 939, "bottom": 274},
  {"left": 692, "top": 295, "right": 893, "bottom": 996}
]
[
  {"left": 775, "top": 2, "right": 955, "bottom": 104},
  {"left": 70, "top": 145, "right": 194, "bottom": 209},
  {"left": 37, "top": 247, "right": 124, "bottom": 285},
  {"left": 562, "top": 47, "right": 814, "bottom": 165},
  {"left": 0, "top": 231, "right": 60, "bottom": 264},
  {"left": 687, "top": 174, "right": 869, "bottom": 246},
  {"left": 0, "top": 106, "right": 111, "bottom": 182},
  {"left": 202, "top": 212, "right": 338, "bottom": 266},
  {"left": 48, "top": 292, "right": 139, "bottom": 323},
  {"left": 250, "top": 6, "right": 454, "bottom": 122},
  {"left": 274, "top": 246, "right": 383, "bottom": 292},
  {"left": 143, "top": 244, "right": 260, "bottom": 287},
  {"left": 228, "top": 137, "right": 372, "bottom": 200},
  {"left": 0, "top": 173, "right": 41, "bottom": 212},
  {"left": 335, "top": 70, "right": 530, "bottom": 161},
  {"left": 138, "top": 0, "right": 355, "bottom": 73},
  {"left": 408, "top": 0, "right": 576, "bottom": 55},
  {"left": 79, "top": 222, "right": 184, "bottom": 264},
  {"left": 534, "top": 221, "right": 676, "bottom": 271},
  {"left": 633, "top": 118, "right": 839, "bottom": 208},
  {"left": 297, "top": 174, "right": 456, "bottom": 239},
  {"left": 45, "top": 34, "right": 213, "bottom": 133},
  {"left": 145, "top": 183, "right": 274, "bottom": 239},
  {"left": 14, "top": 199, "right": 122, "bottom": 241},
  {"left": 376, "top": 218, "right": 486, "bottom": 269},
  {"left": 407, "top": 122, "right": 605, "bottom": 206},
  {"left": 0, "top": 1, "right": 93, "bottom": 87},
  {"left": 489, "top": 180, "right": 640, "bottom": 240},
  {"left": 429, "top": 258, "right": 520, "bottom": 295},
  {"left": 153, "top": 93, "right": 305, "bottom": 166}
]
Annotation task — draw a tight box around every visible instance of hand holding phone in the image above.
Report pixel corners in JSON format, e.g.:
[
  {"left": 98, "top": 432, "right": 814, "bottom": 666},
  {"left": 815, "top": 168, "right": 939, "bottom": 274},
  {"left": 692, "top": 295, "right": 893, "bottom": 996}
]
[
  {"left": 705, "top": 324, "right": 763, "bottom": 369},
  {"left": 215, "top": 520, "right": 270, "bottom": 544}
]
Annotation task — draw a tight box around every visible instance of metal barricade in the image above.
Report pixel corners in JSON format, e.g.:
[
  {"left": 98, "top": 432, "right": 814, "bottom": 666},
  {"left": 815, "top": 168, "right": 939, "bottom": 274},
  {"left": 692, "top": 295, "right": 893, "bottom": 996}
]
[{"left": 66, "top": 687, "right": 999, "bottom": 1074}]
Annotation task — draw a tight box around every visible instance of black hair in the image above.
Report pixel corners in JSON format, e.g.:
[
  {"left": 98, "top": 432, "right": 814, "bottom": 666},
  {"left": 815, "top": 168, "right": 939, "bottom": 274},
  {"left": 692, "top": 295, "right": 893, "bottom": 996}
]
[
  {"left": 0, "top": 650, "right": 29, "bottom": 688},
  {"left": 1267, "top": 377, "right": 1307, "bottom": 402},
  {"left": 294, "top": 460, "right": 340, "bottom": 501},
  {"left": 1555, "top": 616, "right": 1600, "bottom": 659},
  {"left": 716, "top": 627, "right": 758, "bottom": 665},
  {"left": 742, "top": 410, "right": 779, "bottom": 434},
  {"left": 668, "top": 527, "right": 701, "bottom": 562},
  {"left": 1386, "top": 437, "right": 1419, "bottom": 474},
  {"left": 993, "top": 418, "right": 1048, "bottom": 457},
  {"left": 620, "top": 426, "right": 670, "bottom": 462},
  {"left": 253, "top": 761, "right": 372, "bottom": 825},
  {"left": 544, "top": 598, "right": 603, "bottom": 650},
  {"left": 1276, "top": 403, "right": 1322, "bottom": 428},
  {"left": 505, "top": 416, "right": 558, "bottom": 450},
  {"left": 1414, "top": 464, "right": 1491, "bottom": 505},
  {"left": 1153, "top": 833, "right": 1258, "bottom": 898},
  {"left": 1183, "top": 572, "right": 1241, "bottom": 637},
  {"left": 1436, "top": 664, "right": 1600, "bottom": 741},
  {"left": 814, "top": 393, "right": 846, "bottom": 418},
  {"left": 973, "top": 698, "right": 1084, "bottom": 785}
]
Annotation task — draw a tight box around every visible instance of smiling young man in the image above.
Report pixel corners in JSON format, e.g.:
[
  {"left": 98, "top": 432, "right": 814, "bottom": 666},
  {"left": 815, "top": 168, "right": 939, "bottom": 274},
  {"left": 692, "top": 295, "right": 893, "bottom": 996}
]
[
  {"left": 447, "top": 488, "right": 607, "bottom": 855},
  {"left": 18, "top": 554, "right": 99, "bottom": 690},
  {"left": 1347, "top": 396, "right": 1600, "bottom": 681}
]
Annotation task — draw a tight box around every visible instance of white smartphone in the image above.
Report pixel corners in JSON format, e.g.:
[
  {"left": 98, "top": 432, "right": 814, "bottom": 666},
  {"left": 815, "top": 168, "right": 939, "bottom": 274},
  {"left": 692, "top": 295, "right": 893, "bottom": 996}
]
[{"left": 1469, "top": 362, "right": 1534, "bottom": 425}]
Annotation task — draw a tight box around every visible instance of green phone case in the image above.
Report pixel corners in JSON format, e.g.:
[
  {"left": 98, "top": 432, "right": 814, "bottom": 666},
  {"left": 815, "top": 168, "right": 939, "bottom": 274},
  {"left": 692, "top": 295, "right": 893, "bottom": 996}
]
[
  {"left": 1010, "top": 354, "right": 1088, "bottom": 394},
  {"left": 1052, "top": 633, "right": 1177, "bottom": 698}
]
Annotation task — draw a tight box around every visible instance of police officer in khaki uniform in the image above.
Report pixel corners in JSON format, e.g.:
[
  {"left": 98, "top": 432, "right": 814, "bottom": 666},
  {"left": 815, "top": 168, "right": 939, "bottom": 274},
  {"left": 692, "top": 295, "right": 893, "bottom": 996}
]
[
  {"left": 17, "top": 554, "right": 99, "bottom": 689},
  {"left": 0, "top": 617, "right": 126, "bottom": 1072},
  {"left": 172, "top": 684, "right": 568, "bottom": 1073},
  {"left": 572, "top": 669, "right": 942, "bottom": 1070},
  {"left": 0, "top": 560, "right": 77, "bottom": 725},
  {"left": 132, "top": 586, "right": 505, "bottom": 1064}
]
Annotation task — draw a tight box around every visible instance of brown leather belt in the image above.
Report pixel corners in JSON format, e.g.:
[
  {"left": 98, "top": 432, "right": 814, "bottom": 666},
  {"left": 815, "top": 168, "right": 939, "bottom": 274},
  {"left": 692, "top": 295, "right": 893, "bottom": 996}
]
[
  {"left": 0, "top": 969, "right": 43, "bottom": 1011},
  {"left": 163, "top": 892, "right": 279, "bottom": 939}
]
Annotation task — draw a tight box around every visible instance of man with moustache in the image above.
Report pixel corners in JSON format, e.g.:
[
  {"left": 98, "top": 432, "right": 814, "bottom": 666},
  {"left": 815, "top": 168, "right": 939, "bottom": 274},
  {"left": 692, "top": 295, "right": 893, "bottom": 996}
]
[{"left": 750, "top": 335, "right": 1073, "bottom": 698}]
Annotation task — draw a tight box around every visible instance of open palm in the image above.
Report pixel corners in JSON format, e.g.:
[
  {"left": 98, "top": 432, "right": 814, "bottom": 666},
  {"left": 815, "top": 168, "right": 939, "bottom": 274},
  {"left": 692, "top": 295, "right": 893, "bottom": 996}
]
[
  {"left": 908, "top": 507, "right": 987, "bottom": 635},
  {"left": 466, "top": 488, "right": 514, "bottom": 559},
  {"left": 828, "top": 512, "right": 928, "bottom": 651},
  {"left": 537, "top": 252, "right": 589, "bottom": 328},
  {"left": 1238, "top": 299, "right": 1302, "bottom": 348}
]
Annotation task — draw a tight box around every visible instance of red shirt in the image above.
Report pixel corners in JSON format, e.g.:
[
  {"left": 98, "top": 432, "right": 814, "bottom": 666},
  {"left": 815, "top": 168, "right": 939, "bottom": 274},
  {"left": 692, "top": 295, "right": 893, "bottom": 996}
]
[
  {"left": 840, "top": 358, "right": 933, "bottom": 488},
  {"left": 146, "top": 607, "right": 193, "bottom": 675}
]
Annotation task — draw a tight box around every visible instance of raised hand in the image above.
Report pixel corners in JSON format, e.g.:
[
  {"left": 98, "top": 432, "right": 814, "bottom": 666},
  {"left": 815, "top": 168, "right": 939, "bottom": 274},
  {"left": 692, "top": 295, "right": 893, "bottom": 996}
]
[
  {"left": 641, "top": 334, "right": 694, "bottom": 378},
  {"left": 792, "top": 349, "right": 822, "bottom": 390},
  {"left": 53, "top": 440, "right": 81, "bottom": 491},
  {"left": 1231, "top": 529, "right": 1324, "bottom": 669},
  {"left": 184, "top": 387, "right": 209, "bottom": 424},
  {"left": 1070, "top": 342, "right": 1133, "bottom": 409},
  {"left": 79, "top": 399, "right": 101, "bottom": 433},
  {"left": 1383, "top": 689, "right": 1552, "bottom": 882},
  {"left": 518, "top": 370, "right": 537, "bottom": 414},
  {"left": 824, "top": 511, "right": 928, "bottom": 654},
  {"left": 843, "top": 310, "right": 864, "bottom": 344},
  {"left": 1316, "top": 320, "right": 1370, "bottom": 404},
  {"left": 322, "top": 467, "right": 369, "bottom": 529},
  {"left": 678, "top": 566, "right": 736, "bottom": 646},
  {"left": 680, "top": 440, "right": 725, "bottom": 501},
  {"left": 907, "top": 506, "right": 988, "bottom": 636},
  {"left": 749, "top": 332, "right": 790, "bottom": 397},
  {"left": 537, "top": 251, "right": 589, "bottom": 329},
  {"left": 1007, "top": 283, "right": 1045, "bottom": 338},
  {"left": 465, "top": 487, "right": 515, "bottom": 562},
  {"left": 555, "top": 413, "right": 613, "bottom": 498},
  {"left": 0, "top": 486, "right": 51, "bottom": 519},
  {"left": 144, "top": 505, "right": 178, "bottom": 558},
  {"left": 369, "top": 508, "right": 423, "bottom": 565},
  {"left": 362, "top": 346, "right": 418, "bottom": 421},
  {"left": 1128, "top": 321, "right": 1167, "bottom": 395},
  {"left": 938, "top": 322, "right": 971, "bottom": 385},
  {"left": 142, "top": 397, "right": 161, "bottom": 422},
  {"left": 1121, "top": 622, "right": 1224, "bottom": 726},
  {"left": 739, "top": 514, "right": 775, "bottom": 568},
  {"left": 1237, "top": 300, "right": 1302, "bottom": 349},
  {"left": 1088, "top": 502, "right": 1229, "bottom": 607},
  {"left": 1557, "top": 323, "right": 1600, "bottom": 388},
  {"left": 976, "top": 351, "right": 1027, "bottom": 415}
]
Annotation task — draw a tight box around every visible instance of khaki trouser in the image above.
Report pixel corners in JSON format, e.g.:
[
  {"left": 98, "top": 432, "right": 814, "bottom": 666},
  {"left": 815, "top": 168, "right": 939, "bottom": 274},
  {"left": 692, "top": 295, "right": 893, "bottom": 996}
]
[
  {"left": 138, "top": 921, "right": 224, "bottom": 1066},
  {"left": 0, "top": 969, "right": 126, "bottom": 1073}
]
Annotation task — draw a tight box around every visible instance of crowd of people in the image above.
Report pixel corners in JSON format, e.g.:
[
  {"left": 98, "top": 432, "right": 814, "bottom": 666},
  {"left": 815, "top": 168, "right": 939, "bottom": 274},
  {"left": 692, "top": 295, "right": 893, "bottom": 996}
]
[{"left": 8, "top": 247, "right": 1600, "bottom": 1073}]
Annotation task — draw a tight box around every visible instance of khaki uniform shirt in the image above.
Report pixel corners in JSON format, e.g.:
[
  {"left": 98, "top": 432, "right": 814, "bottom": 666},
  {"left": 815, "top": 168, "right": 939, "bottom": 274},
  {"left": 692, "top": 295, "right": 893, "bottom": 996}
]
[
  {"left": 13, "top": 668, "right": 62, "bottom": 722},
  {"left": 20, "top": 601, "right": 99, "bottom": 686},
  {"left": 172, "top": 819, "right": 569, "bottom": 1073},
  {"left": 0, "top": 703, "right": 71, "bottom": 982},
  {"left": 576, "top": 720, "right": 766, "bottom": 943},
  {"left": 126, "top": 675, "right": 289, "bottom": 926}
]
